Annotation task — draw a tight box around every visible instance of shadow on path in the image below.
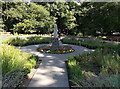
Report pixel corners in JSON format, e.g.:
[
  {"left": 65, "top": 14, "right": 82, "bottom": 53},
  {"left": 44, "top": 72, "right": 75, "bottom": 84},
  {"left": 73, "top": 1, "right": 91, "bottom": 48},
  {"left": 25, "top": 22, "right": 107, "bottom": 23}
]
[{"left": 19, "top": 44, "right": 94, "bottom": 87}]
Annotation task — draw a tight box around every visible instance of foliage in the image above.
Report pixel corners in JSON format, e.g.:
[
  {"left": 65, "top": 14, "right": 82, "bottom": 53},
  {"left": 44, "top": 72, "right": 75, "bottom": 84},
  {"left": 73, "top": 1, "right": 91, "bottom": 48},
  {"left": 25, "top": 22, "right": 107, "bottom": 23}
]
[
  {"left": 0, "top": 18, "right": 5, "bottom": 32},
  {"left": 45, "top": 2, "right": 77, "bottom": 35},
  {"left": 68, "top": 56, "right": 84, "bottom": 86},
  {"left": 66, "top": 37, "right": 120, "bottom": 87},
  {"left": 81, "top": 72, "right": 120, "bottom": 87},
  {"left": 3, "top": 36, "right": 52, "bottom": 46},
  {"left": 68, "top": 49, "right": 120, "bottom": 87},
  {"left": 0, "top": 44, "right": 38, "bottom": 87},
  {"left": 0, "top": 44, "right": 37, "bottom": 75},
  {"left": 77, "top": 49, "right": 119, "bottom": 74},
  {"left": 61, "top": 37, "right": 118, "bottom": 50},
  {"left": 2, "top": 2, "right": 120, "bottom": 36},
  {"left": 76, "top": 2, "right": 120, "bottom": 36},
  {"left": 3, "top": 2, "right": 56, "bottom": 34}
]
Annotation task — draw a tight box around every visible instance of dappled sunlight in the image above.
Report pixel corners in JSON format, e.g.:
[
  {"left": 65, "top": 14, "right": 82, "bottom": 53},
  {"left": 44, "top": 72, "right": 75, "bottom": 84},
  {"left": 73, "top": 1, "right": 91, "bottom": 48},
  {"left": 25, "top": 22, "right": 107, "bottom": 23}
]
[
  {"left": 28, "top": 61, "right": 68, "bottom": 87},
  {"left": 19, "top": 44, "right": 94, "bottom": 87},
  {"left": 46, "top": 55, "right": 56, "bottom": 59},
  {"left": 84, "top": 49, "right": 95, "bottom": 52},
  {"left": 84, "top": 49, "right": 90, "bottom": 52},
  {"left": 29, "top": 75, "right": 57, "bottom": 87}
]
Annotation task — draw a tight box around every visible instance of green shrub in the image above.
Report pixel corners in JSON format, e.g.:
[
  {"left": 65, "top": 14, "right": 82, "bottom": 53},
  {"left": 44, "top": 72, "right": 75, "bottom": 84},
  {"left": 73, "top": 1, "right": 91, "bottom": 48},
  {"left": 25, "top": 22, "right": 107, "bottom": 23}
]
[
  {"left": 68, "top": 50, "right": 120, "bottom": 87},
  {"left": 61, "top": 37, "right": 119, "bottom": 50},
  {"left": 68, "top": 56, "right": 84, "bottom": 86},
  {"left": 81, "top": 72, "right": 120, "bottom": 87},
  {"left": 0, "top": 44, "right": 37, "bottom": 75},
  {"left": 101, "top": 54, "right": 120, "bottom": 74},
  {"left": 1, "top": 44, "right": 38, "bottom": 87},
  {"left": 64, "top": 37, "right": 120, "bottom": 87},
  {"left": 78, "top": 50, "right": 119, "bottom": 74},
  {"left": 3, "top": 36, "right": 52, "bottom": 46},
  {"left": 3, "top": 37, "right": 28, "bottom": 46}
]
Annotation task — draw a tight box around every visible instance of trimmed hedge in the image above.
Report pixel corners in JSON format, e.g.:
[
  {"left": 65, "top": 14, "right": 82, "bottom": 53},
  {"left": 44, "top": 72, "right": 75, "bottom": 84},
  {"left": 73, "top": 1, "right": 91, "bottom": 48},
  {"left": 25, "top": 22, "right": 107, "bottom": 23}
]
[
  {"left": 3, "top": 36, "right": 52, "bottom": 46},
  {"left": 61, "top": 37, "right": 118, "bottom": 50}
]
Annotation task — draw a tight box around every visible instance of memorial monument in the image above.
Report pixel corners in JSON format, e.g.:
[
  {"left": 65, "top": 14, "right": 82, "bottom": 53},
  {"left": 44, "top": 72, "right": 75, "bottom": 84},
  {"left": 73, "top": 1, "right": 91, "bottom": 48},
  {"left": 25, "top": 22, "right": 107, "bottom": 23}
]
[
  {"left": 51, "top": 24, "right": 59, "bottom": 51},
  {"left": 37, "top": 24, "right": 75, "bottom": 54}
]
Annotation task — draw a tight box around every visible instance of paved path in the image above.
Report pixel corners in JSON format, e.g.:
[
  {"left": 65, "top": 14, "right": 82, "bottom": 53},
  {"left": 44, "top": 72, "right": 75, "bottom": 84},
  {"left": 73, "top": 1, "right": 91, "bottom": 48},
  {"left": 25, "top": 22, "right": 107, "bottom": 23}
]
[{"left": 19, "top": 44, "right": 94, "bottom": 88}]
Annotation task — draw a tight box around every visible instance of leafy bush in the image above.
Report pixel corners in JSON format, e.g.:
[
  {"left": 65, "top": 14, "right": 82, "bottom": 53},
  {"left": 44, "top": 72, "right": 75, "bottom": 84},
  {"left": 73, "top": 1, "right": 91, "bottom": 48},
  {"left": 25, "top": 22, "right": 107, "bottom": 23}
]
[
  {"left": 81, "top": 72, "right": 120, "bottom": 87},
  {"left": 68, "top": 56, "right": 84, "bottom": 86},
  {"left": 0, "top": 44, "right": 38, "bottom": 87},
  {"left": 3, "top": 36, "right": 52, "bottom": 46},
  {"left": 75, "top": 49, "right": 119, "bottom": 74},
  {"left": 3, "top": 37, "right": 28, "bottom": 46},
  {"left": 0, "top": 44, "right": 37, "bottom": 74},
  {"left": 67, "top": 49, "right": 120, "bottom": 87}
]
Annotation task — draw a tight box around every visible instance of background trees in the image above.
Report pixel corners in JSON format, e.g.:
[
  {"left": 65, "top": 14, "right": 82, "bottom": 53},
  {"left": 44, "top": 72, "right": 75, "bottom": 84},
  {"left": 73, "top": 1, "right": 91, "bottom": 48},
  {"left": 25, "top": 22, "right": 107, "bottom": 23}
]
[
  {"left": 2, "top": 2, "right": 56, "bottom": 34},
  {"left": 1, "top": 2, "right": 120, "bottom": 36},
  {"left": 75, "top": 2, "right": 119, "bottom": 36}
]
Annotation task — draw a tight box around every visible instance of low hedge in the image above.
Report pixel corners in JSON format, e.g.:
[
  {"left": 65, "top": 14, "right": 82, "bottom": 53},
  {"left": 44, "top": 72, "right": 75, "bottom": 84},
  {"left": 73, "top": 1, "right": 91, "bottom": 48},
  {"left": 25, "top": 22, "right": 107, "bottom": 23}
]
[
  {"left": 61, "top": 37, "right": 119, "bottom": 50},
  {"left": 3, "top": 36, "right": 52, "bottom": 46}
]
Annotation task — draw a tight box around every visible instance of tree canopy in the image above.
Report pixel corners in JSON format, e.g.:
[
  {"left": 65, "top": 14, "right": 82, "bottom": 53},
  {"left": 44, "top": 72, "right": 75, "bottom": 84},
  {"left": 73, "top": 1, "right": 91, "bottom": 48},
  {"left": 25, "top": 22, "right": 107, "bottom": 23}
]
[{"left": 1, "top": 2, "right": 120, "bottom": 36}]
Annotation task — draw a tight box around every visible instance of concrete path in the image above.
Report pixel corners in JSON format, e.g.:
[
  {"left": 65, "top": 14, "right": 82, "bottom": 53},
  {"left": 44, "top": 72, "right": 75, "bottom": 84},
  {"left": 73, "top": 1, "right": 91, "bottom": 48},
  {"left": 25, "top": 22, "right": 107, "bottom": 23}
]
[{"left": 19, "top": 44, "right": 94, "bottom": 88}]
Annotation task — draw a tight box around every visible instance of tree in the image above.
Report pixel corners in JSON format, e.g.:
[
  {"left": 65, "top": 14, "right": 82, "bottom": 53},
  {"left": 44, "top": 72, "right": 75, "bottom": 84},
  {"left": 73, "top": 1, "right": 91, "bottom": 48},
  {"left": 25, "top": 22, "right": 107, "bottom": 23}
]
[
  {"left": 0, "top": 2, "right": 4, "bottom": 32},
  {"left": 76, "top": 2, "right": 120, "bottom": 36},
  {"left": 43, "top": 2, "right": 77, "bottom": 35},
  {"left": 3, "top": 2, "right": 56, "bottom": 34}
]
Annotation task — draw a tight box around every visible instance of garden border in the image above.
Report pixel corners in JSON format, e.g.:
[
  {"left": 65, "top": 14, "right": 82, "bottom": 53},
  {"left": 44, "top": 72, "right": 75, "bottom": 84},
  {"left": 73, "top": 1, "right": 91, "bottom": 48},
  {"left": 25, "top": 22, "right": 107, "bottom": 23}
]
[
  {"left": 65, "top": 61, "right": 83, "bottom": 89},
  {"left": 19, "top": 60, "right": 42, "bottom": 88}
]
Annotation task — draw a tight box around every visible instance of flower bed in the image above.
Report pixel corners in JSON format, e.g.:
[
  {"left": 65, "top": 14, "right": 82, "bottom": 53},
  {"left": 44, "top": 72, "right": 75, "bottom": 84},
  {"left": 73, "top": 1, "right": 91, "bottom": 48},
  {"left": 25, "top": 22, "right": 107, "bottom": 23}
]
[{"left": 37, "top": 45, "right": 75, "bottom": 54}]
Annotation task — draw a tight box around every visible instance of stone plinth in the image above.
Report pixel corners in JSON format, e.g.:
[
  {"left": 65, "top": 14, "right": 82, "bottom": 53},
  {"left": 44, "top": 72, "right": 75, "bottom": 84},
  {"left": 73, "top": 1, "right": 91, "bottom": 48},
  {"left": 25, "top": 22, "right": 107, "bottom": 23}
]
[{"left": 51, "top": 38, "right": 59, "bottom": 51}]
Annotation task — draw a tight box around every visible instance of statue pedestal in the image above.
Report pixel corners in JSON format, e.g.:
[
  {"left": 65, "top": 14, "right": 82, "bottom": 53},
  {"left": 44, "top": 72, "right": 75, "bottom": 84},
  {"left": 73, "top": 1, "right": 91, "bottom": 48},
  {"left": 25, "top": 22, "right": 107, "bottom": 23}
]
[{"left": 51, "top": 38, "right": 59, "bottom": 51}]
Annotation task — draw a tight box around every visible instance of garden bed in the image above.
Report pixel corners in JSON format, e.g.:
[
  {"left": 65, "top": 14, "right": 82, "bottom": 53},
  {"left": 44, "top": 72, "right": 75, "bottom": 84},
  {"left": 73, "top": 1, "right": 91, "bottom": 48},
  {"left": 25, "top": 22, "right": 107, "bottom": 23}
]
[
  {"left": 62, "top": 37, "right": 120, "bottom": 88},
  {"left": 37, "top": 45, "right": 75, "bottom": 54},
  {"left": 1, "top": 45, "right": 39, "bottom": 88},
  {"left": 19, "top": 60, "right": 42, "bottom": 87},
  {"left": 66, "top": 49, "right": 120, "bottom": 88}
]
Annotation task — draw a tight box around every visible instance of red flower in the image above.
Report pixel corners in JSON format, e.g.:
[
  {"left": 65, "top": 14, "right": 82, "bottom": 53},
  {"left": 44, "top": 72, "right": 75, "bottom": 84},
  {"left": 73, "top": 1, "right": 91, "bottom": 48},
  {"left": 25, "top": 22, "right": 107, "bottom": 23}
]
[
  {"left": 58, "top": 49, "right": 61, "bottom": 51},
  {"left": 54, "top": 51, "right": 56, "bottom": 53},
  {"left": 37, "top": 48, "right": 41, "bottom": 50},
  {"left": 43, "top": 49, "right": 47, "bottom": 51},
  {"left": 48, "top": 46, "right": 51, "bottom": 48},
  {"left": 61, "top": 50, "right": 65, "bottom": 53}
]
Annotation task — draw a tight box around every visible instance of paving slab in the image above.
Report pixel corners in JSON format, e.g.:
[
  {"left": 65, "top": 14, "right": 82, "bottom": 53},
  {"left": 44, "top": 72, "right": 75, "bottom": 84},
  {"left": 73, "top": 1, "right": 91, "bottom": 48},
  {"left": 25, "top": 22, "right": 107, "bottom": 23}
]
[{"left": 20, "top": 44, "right": 94, "bottom": 88}]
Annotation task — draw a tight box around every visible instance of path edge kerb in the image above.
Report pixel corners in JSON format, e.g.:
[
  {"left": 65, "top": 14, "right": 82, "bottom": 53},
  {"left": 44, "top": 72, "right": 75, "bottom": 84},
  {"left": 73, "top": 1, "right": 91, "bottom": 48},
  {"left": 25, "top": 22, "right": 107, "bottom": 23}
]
[{"left": 65, "top": 61, "right": 71, "bottom": 89}]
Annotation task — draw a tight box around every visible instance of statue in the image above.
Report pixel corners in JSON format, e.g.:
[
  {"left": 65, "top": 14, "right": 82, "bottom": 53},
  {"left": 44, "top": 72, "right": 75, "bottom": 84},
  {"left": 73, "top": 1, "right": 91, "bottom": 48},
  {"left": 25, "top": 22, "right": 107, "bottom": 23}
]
[
  {"left": 37, "top": 24, "right": 75, "bottom": 54},
  {"left": 51, "top": 24, "right": 59, "bottom": 51},
  {"left": 53, "top": 24, "right": 58, "bottom": 38}
]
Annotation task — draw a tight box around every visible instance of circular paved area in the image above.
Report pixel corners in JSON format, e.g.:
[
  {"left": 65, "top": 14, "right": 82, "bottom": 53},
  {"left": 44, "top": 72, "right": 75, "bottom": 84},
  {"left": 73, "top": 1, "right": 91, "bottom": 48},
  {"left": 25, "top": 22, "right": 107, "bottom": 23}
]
[{"left": 19, "top": 44, "right": 94, "bottom": 88}]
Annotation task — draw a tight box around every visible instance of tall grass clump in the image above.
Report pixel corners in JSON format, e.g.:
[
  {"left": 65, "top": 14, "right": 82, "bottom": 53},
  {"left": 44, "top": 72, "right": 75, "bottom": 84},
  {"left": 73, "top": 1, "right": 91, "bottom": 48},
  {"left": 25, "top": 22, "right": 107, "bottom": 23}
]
[
  {"left": 0, "top": 44, "right": 38, "bottom": 87},
  {"left": 0, "top": 44, "right": 37, "bottom": 74},
  {"left": 68, "top": 56, "right": 84, "bottom": 86}
]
